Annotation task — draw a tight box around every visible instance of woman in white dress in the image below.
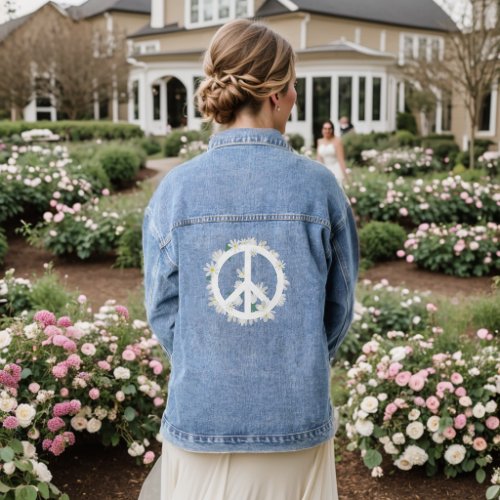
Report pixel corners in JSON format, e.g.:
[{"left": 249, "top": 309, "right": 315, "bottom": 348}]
[{"left": 316, "top": 120, "right": 349, "bottom": 185}]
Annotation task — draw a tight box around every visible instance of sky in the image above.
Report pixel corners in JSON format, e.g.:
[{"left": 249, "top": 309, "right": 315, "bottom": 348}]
[{"left": 0, "top": 0, "right": 467, "bottom": 25}]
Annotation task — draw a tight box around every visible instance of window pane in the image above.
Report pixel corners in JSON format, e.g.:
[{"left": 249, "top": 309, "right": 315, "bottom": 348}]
[
  {"left": 338, "top": 76, "right": 352, "bottom": 121},
  {"left": 358, "top": 76, "right": 366, "bottom": 121},
  {"left": 431, "top": 39, "right": 440, "bottom": 61},
  {"left": 296, "top": 78, "right": 306, "bottom": 121},
  {"left": 479, "top": 92, "right": 492, "bottom": 131},
  {"left": 418, "top": 37, "right": 427, "bottom": 59},
  {"left": 133, "top": 81, "right": 139, "bottom": 120},
  {"left": 441, "top": 90, "right": 452, "bottom": 131},
  {"left": 219, "top": 0, "right": 230, "bottom": 18},
  {"left": 191, "top": 0, "right": 199, "bottom": 23},
  {"left": 193, "top": 76, "right": 203, "bottom": 118},
  {"left": 372, "top": 77, "right": 382, "bottom": 121},
  {"left": 152, "top": 84, "right": 161, "bottom": 120},
  {"left": 404, "top": 36, "right": 413, "bottom": 59},
  {"left": 204, "top": 0, "right": 213, "bottom": 21},
  {"left": 312, "top": 77, "right": 331, "bottom": 140},
  {"left": 236, "top": 0, "right": 247, "bottom": 17}
]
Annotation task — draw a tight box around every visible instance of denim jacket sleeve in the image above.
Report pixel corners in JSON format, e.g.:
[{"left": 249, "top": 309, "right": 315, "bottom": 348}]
[
  {"left": 142, "top": 206, "right": 179, "bottom": 361},
  {"left": 324, "top": 201, "right": 359, "bottom": 364}
]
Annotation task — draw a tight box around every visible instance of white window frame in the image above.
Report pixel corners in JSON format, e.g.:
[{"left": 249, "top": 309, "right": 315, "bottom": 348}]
[
  {"left": 133, "top": 40, "right": 161, "bottom": 55},
  {"left": 185, "top": 0, "right": 254, "bottom": 29},
  {"left": 399, "top": 32, "right": 444, "bottom": 65},
  {"left": 477, "top": 81, "right": 498, "bottom": 136}
]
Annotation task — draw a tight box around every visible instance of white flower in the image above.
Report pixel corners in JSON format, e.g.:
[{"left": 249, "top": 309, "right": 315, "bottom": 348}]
[
  {"left": 444, "top": 444, "right": 466, "bottom": 465},
  {"left": 354, "top": 419, "right": 374, "bottom": 437},
  {"left": 408, "top": 409, "right": 421, "bottom": 421},
  {"left": 377, "top": 393, "right": 388, "bottom": 401},
  {"left": 459, "top": 396, "right": 472, "bottom": 407},
  {"left": 427, "top": 416, "right": 440, "bottom": 432},
  {"left": 15, "top": 404, "right": 36, "bottom": 428},
  {"left": 395, "top": 456, "right": 413, "bottom": 471},
  {"left": 0, "top": 329, "right": 12, "bottom": 349},
  {"left": 356, "top": 384, "right": 367, "bottom": 395},
  {"left": 86, "top": 418, "right": 102, "bottom": 434},
  {"left": 485, "top": 401, "right": 497, "bottom": 413},
  {"left": 32, "top": 461, "right": 52, "bottom": 482},
  {"left": 128, "top": 442, "right": 145, "bottom": 457},
  {"left": 463, "top": 435, "right": 473, "bottom": 445},
  {"left": 0, "top": 396, "right": 17, "bottom": 412},
  {"left": 433, "top": 432, "right": 445, "bottom": 444},
  {"left": 28, "top": 428, "right": 40, "bottom": 440},
  {"left": 472, "top": 403, "right": 486, "bottom": 419},
  {"left": 70, "top": 416, "right": 88, "bottom": 431},
  {"left": 469, "top": 368, "right": 480, "bottom": 376},
  {"left": 404, "top": 445, "right": 428, "bottom": 466},
  {"left": 406, "top": 422, "right": 424, "bottom": 440},
  {"left": 371, "top": 466, "right": 383, "bottom": 478},
  {"left": 113, "top": 367, "right": 131, "bottom": 380},
  {"left": 389, "top": 346, "right": 407, "bottom": 362},
  {"left": 22, "top": 441, "right": 37, "bottom": 459},
  {"left": 3, "top": 462, "right": 15, "bottom": 475},
  {"left": 392, "top": 433, "right": 406, "bottom": 445},
  {"left": 360, "top": 396, "right": 379, "bottom": 414},
  {"left": 384, "top": 442, "right": 399, "bottom": 454},
  {"left": 379, "top": 436, "right": 390, "bottom": 445}
]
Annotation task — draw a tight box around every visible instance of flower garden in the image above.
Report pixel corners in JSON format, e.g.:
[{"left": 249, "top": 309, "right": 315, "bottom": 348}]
[{"left": 0, "top": 127, "right": 499, "bottom": 499}]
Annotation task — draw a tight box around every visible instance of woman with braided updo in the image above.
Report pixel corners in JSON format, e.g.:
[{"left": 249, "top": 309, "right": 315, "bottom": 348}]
[{"left": 140, "top": 18, "right": 358, "bottom": 500}]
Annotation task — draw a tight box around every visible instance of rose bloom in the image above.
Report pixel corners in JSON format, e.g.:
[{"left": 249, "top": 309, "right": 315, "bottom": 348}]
[
  {"left": 459, "top": 396, "right": 472, "bottom": 407},
  {"left": 472, "top": 437, "right": 487, "bottom": 452},
  {"left": 443, "top": 427, "right": 456, "bottom": 440},
  {"left": 427, "top": 416, "right": 440, "bottom": 432},
  {"left": 444, "top": 444, "right": 466, "bottom": 465},
  {"left": 15, "top": 404, "right": 36, "bottom": 428},
  {"left": 450, "top": 373, "right": 463, "bottom": 385},
  {"left": 476, "top": 328, "right": 489, "bottom": 339},
  {"left": 143, "top": 451, "right": 155, "bottom": 465},
  {"left": 395, "top": 371, "right": 412, "bottom": 387},
  {"left": 454, "top": 414, "right": 467, "bottom": 430},
  {"left": 406, "top": 422, "right": 424, "bottom": 440},
  {"left": 89, "top": 388, "right": 100, "bottom": 400},
  {"left": 122, "top": 349, "right": 136, "bottom": 362},
  {"left": 455, "top": 387, "right": 467, "bottom": 397},
  {"left": 472, "top": 403, "right": 486, "bottom": 419},
  {"left": 408, "top": 375, "right": 425, "bottom": 392},
  {"left": 426, "top": 396, "right": 440, "bottom": 413},
  {"left": 485, "top": 416, "right": 499, "bottom": 430},
  {"left": 81, "top": 343, "right": 97, "bottom": 356}
]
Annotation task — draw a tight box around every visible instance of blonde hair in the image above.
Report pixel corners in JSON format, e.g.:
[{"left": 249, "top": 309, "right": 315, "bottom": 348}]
[{"left": 196, "top": 19, "right": 295, "bottom": 125}]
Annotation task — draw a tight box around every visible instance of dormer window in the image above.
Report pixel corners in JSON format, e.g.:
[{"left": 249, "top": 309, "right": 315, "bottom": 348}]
[{"left": 187, "top": 0, "right": 253, "bottom": 27}]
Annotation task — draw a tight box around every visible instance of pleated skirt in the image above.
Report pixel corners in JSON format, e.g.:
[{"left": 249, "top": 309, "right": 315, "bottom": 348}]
[{"left": 139, "top": 438, "right": 339, "bottom": 500}]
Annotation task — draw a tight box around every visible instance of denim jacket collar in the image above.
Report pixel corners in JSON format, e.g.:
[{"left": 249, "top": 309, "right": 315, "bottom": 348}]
[{"left": 208, "top": 127, "right": 293, "bottom": 152}]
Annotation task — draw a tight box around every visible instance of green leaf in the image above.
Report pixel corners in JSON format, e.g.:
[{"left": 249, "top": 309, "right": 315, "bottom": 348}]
[
  {"left": 363, "top": 449, "right": 383, "bottom": 469},
  {"left": 122, "top": 384, "right": 137, "bottom": 395},
  {"left": 60, "top": 494, "right": 70, "bottom": 500},
  {"left": 476, "top": 468, "right": 486, "bottom": 484},
  {"left": 14, "top": 460, "right": 33, "bottom": 472},
  {"left": 20, "top": 368, "right": 32, "bottom": 379},
  {"left": 9, "top": 440, "right": 23, "bottom": 454},
  {"left": 124, "top": 406, "right": 137, "bottom": 422},
  {"left": 111, "top": 434, "right": 120, "bottom": 447},
  {"left": 0, "top": 481, "right": 11, "bottom": 493},
  {"left": 37, "top": 483, "right": 50, "bottom": 499},
  {"left": 476, "top": 457, "right": 488, "bottom": 467},
  {"left": 0, "top": 447, "right": 14, "bottom": 462},
  {"left": 462, "top": 459, "right": 475, "bottom": 472},
  {"left": 14, "top": 485, "right": 37, "bottom": 500},
  {"left": 486, "top": 486, "right": 500, "bottom": 500}
]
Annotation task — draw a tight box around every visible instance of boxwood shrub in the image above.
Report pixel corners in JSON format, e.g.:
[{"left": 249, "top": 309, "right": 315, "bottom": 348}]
[
  {"left": 359, "top": 221, "right": 407, "bottom": 263},
  {"left": 96, "top": 146, "right": 143, "bottom": 189}
]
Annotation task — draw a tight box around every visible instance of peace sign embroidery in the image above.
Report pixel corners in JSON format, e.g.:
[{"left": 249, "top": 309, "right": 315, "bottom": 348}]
[{"left": 204, "top": 238, "right": 289, "bottom": 326}]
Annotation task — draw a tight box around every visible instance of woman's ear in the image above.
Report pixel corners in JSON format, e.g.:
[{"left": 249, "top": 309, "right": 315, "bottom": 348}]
[{"left": 270, "top": 93, "right": 280, "bottom": 109}]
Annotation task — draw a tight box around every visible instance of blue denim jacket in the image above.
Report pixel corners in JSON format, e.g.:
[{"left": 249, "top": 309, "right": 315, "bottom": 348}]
[{"left": 143, "top": 128, "right": 359, "bottom": 453}]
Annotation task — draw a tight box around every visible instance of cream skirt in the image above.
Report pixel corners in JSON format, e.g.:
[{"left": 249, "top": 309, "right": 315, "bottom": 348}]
[{"left": 139, "top": 438, "right": 339, "bottom": 500}]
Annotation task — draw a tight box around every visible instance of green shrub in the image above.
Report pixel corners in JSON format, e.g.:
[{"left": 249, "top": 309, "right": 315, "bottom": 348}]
[
  {"left": 421, "top": 137, "right": 459, "bottom": 162},
  {"left": 285, "top": 133, "right": 305, "bottom": 151},
  {"left": 81, "top": 159, "right": 111, "bottom": 192},
  {"left": 0, "top": 228, "right": 7, "bottom": 267},
  {"left": 136, "top": 136, "right": 162, "bottom": 156},
  {"left": 396, "top": 112, "right": 417, "bottom": 135},
  {"left": 393, "top": 130, "right": 418, "bottom": 147},
  {"left": 115, "top": 214, "right": 143, "bottom": 269},
  {"left": 359, "top": 221, "right": 407, "bottom": 262},
  {"left": 96, "top": 145, "right": 142, "bottom": 188},
  {"left": 164, "top": 130, "right": 209, "bottom": 157},
  {"left": 471, "top": 292, "right": 500, "bottom": 333},
  {"left": 343, "top": 132, "right": 390, "bottom": 164},
  {"left": 0, "top": 120, "right": 143, "bottom": 141}
]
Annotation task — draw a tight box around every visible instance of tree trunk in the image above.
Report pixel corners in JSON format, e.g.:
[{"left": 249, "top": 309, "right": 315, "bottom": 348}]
[{"left": 10, "top": 106, "right": 17, "bottom": 121}]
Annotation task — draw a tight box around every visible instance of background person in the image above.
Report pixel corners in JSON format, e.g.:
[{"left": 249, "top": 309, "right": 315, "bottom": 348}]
[
  {"left": 141, "top": 19, "right": 358, "bottom": 500},
  {"left": 339, "top": 116, "right": 355, "bottom": 136},
  {"left": 317, "top": 120, "right": 349, "bottom": 185}
]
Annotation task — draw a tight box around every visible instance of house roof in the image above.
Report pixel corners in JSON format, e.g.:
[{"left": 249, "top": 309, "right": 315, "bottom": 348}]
[
  {"left": 298, "top": 39, "right": 395, "bottom": 58},
  {"left": 256, "top": 0, "right": 458, "bottom": 32},
  {"left": 67, "top": 0, "right": 150, "bottom": 20},
  {"left": 128, "top": 22, "right": 184, "bottom": 38}
]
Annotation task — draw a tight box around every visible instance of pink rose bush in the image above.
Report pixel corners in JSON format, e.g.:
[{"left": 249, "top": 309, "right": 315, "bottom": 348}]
[
  {"left": 399, "top": 222, "right": 499, "bottom": 277},
  {"left": 0, "top": 301, "right": 168, "bottom": 496},
  {"left": 344, "top": 327, "right": 499, "bottom": 483}
]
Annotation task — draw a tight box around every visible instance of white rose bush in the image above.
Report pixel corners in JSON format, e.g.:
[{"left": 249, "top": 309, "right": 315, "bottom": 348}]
[
  {"left": 0, "top": 297, "right": 168, "bottom": 498},
  {"left": 344, "top": 326, "right": 499, "bottom": 485}
]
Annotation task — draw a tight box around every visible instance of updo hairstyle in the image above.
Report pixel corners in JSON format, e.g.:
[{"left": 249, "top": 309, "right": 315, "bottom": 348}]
[{"left": 196, "top": 19, "right": 295, "bottom": 125}]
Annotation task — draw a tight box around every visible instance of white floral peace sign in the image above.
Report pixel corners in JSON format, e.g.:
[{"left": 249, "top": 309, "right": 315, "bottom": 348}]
[{"left": 205, "top": 238, "right": 289, "bottom": 325}]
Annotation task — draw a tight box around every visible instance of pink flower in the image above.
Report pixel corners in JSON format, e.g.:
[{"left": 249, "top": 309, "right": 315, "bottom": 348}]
[
  {"left": 60, "top": 388, "right": 69, "bottom": 397},
  {"left": 44, "top": 325, "right": 62, "bottom": 337},
  {"left": 47, "top": 417, "right": 65, "bottom": 433},
  {"left": 2, "top": 416, "right": 19, "bottom": 429},
  {"left": 443, "top": 426, "right": 456, "bottom": 439},
  {"left": 53, "top": 402, "right": 71, "bottom": 417},
  {"left": 149, "top": 360, "right": 163, "bottom": 375},
  {"left": 437, "top": 381, "right": 454, "bottom": 397},
  {"left": 388, "top": 362, "right": 402, "bottom": 378},
  {"left": 81, "top": 343, "right": 96, "bottom": 356},
  {"left": 143, "top": 451, "right": 155, "bottom": 465},
  {"left": 454, "top": 414, "right": 467, "bottom": 430},
  {"left": 399, "top": 207, "right": 409, "bottom": 217},
  {"left": 395, "top": 371, "right": 411, "bottom": 387},
  {"left": 52, "top": 364, "right": 68, "bottom": 378},
  {"left": 34, "top": 310, "right": 56, "bottom": 328},
  {"left": 68, "top": 400, "right": 81, "bottom": 415},
  {"left": 65, "top": 326, "right": 84, "bottom": 339},
  {"left": 65, "top": 354, "right": 82, "bottom": 368},
  {"left": 414, "top": 397, "right": 426, "bottom": 407},
  {"left": 89, "top": 388, "right": 100, "bottom": 400},
  {"left": 28, "top": 382, "right": 40, "bottom": 394},
  {"left": 406, "top": 255, "right": 414, "bottom": 263},
  {"left": 97, "top": 360, "right": 111, "bottom": 371},
  {"left": 426, "top": 303, "right": 438, "bottom": 313},
  {"left": 42, "top": 439, "right": 52, "bottom": 451},
  {"left": 115, "top": 305, "right": 129, "bottom": 319},
  {"left": 472, "top": 437, "right": 487, "bottom": 452},
  {"left": 77, "top": 295, "right": 87, "bottom": 304},
  {"left": 122, "top": 349, "right": 136, "bottom": 361},
  {"left": 53, "top": 334, "right": 70, "bottom": 347},
  {"left": 455, "top": 387, "right": 467, "bottom": 397},
  {"left": 57, "top": 316, "right": 73, "bottom": 328},
  {"left": 63, "top": 340, "right": 77, "bottom": 352},
  {"left": 102, "top": 188, "right": 110, "bottom": 196},
  {"left": 450, "top": 373, "right": 463, "bottom": 385},
  {"left": 485, "top": 417, "right": 499, "bottom": 430},
  {"left": 63, "top": 432, "right": 75, "bottom": 446},
  {"left": 476, "top": 328, "right": 489, "bottom": 340},
  {"left": 426, "top": 396, "right": 440, "bottom": 413},
  {"left": 396, "top": 250, "right": 405, "bottom": 258},
  {"left": 49, "top": 435, "right": 66, "bottom": 456},
  {"left": 408, "top": 375, "right": 425, "bottom": 392}
]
